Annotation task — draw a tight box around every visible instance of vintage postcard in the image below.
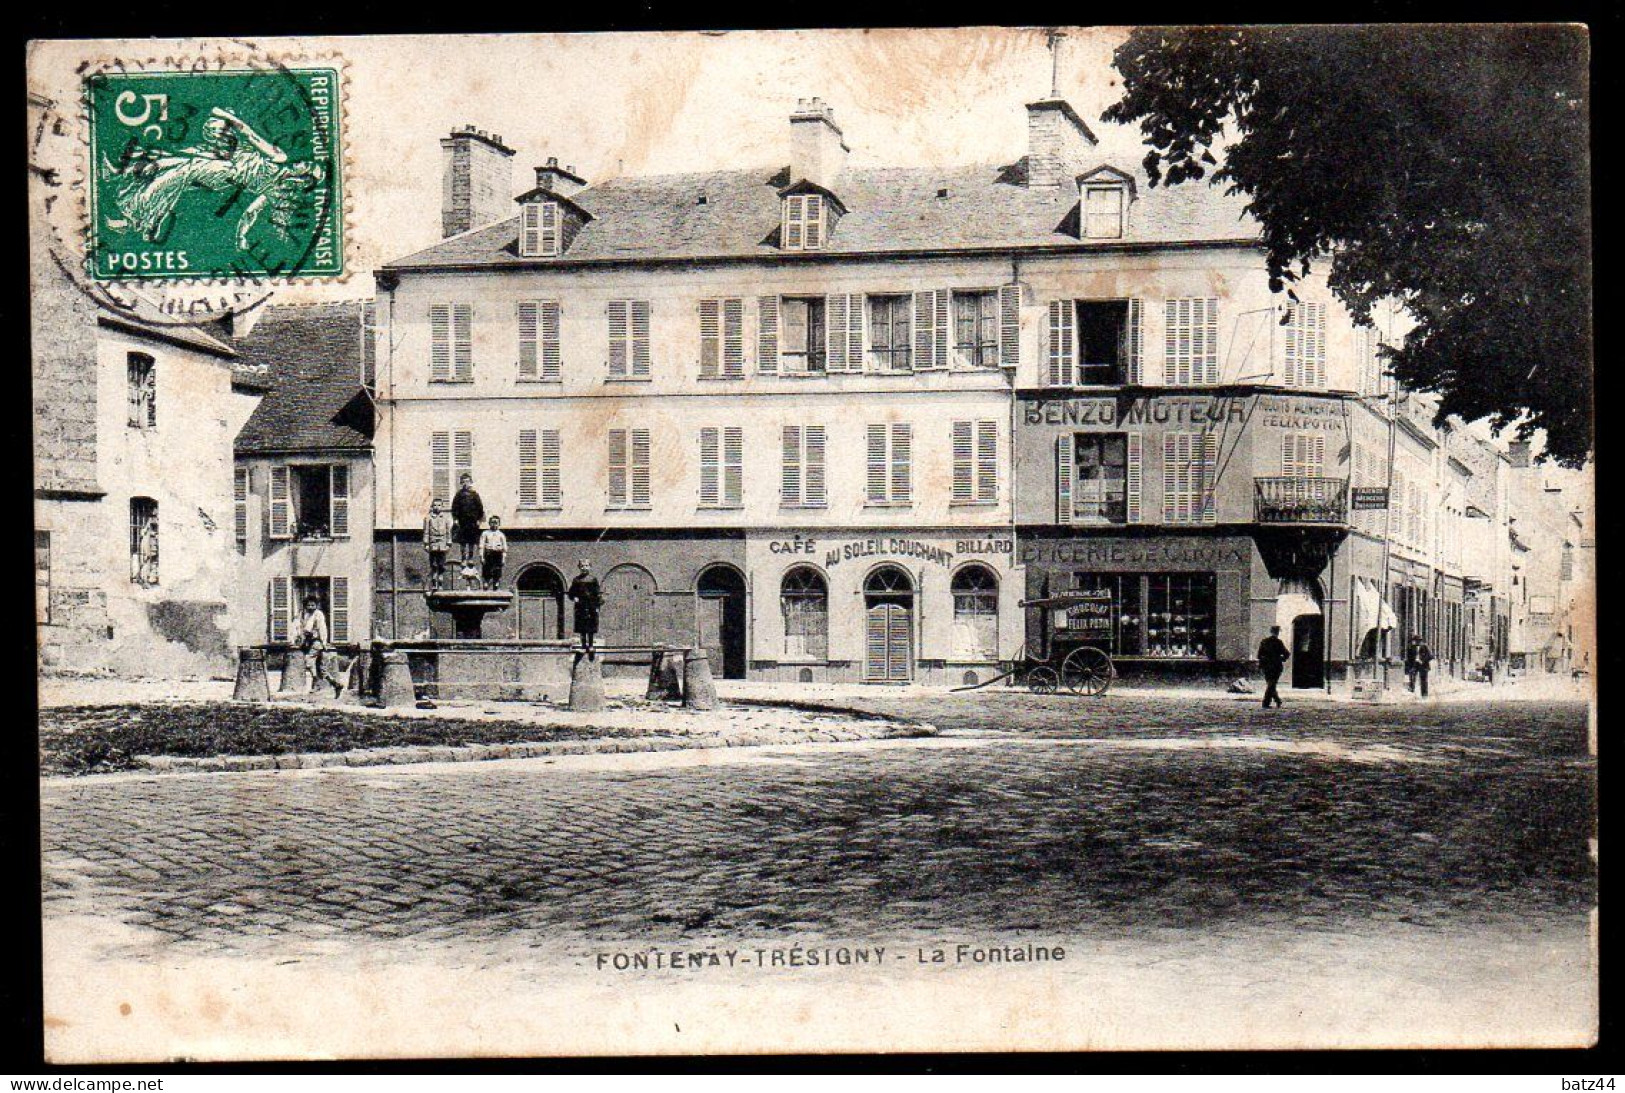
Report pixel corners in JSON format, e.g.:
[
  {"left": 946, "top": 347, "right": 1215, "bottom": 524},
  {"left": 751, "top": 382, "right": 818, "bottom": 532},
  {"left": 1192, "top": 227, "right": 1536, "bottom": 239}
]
[{"left": 29, "top": 26, "right": 1595, "bottom": 1061}]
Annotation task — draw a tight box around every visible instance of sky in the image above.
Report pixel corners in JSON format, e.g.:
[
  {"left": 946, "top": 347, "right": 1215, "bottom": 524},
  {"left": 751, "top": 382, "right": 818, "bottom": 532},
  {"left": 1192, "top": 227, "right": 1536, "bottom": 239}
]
[{"left": 30, "top": 27, "right": 1136, "bottom": 298}]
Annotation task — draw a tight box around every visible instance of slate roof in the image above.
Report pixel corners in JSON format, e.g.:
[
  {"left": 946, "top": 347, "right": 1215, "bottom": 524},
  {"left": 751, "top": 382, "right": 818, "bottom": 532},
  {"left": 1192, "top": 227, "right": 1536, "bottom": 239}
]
[
  {"left": 386, "top": 155, "right": 1260, "bottom": 271},
  {"left": 233, "top": 301, "right": 374, "bottom": 455},
  {"left": 98, "top": 312, "right": 237, "bottom": 358}
]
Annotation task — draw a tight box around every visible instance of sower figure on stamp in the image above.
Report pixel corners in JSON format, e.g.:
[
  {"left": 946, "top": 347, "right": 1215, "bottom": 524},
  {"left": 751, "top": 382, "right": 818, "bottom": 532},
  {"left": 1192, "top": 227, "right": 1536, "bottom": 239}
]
[
  {"left": 567, "top": 558, "right": 603, "bottom": 659},
  {"left": 451, "top": 473, "right": 485, "bottom": 571},
  {"left": 423, "top": 497, "right": 452, "bottom": 591},
  {"left": 1405, "top": 633, "right": 1433, "bottom": 697},
  {"left": 1257, "top": 625, "right": 1290, "bottom": 709},
  {"left": 299, "top": 595, "right": 345, "bottom": 698}
]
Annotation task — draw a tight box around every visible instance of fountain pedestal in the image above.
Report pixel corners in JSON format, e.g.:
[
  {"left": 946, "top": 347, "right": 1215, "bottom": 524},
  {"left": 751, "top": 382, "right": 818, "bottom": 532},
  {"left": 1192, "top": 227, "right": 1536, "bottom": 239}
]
[{"left": 425, "top": 589, "right": 515, "bottom": 640}]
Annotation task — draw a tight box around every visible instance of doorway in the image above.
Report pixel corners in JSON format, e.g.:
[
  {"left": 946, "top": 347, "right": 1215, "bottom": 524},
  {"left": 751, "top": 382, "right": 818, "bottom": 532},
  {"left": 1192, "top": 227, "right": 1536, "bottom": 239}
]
[
  {"left": 1292, "top": 614, "right": 1325, "bottom": 689},
  {"left": 515, "top": 564, "right": 565, "bottom": 639},
  {"left": 864, "top": 565, "right": 915, "bottom": 683},
  {"left": 696, "top": 564, "right": 748, "bottom": 679}
]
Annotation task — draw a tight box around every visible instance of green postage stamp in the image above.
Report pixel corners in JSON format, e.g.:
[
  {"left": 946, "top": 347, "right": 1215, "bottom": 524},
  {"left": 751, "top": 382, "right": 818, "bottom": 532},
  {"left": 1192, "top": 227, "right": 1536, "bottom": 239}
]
[{"left": 87, "top": 66, "right": 343, "bottom": 281}]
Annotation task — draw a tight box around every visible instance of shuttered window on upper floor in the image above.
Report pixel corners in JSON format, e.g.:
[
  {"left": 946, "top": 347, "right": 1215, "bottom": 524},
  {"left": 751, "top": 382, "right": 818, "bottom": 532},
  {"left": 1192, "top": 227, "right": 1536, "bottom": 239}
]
[
  {"left": 951, "top": 420, "right": 999, "bottom": 505},
  {"left": 430, "top": 304, "right": 473, "bottom": 383},
  {"left": 699, "top": 426, "right": 744, "bottom": 508},
  {"left": 518, "top": 428, "right": 562, "bottom": 509},
  {"left": 1163, "top": 432, "right": 1218, "bottom": 525},
  {"left": 781, "top": 425, "right": 827, "bottom": 508},
  {"left": 518, "top": 301, "right": 562, "bottom": 382},
  {"left": 607, "top": 300, "right": 652, "bottom": 380},
  {"left": 607, "top": 427, "right": 652, "bottom": 509},
  {"left": 1165, "top": 298, "right": 1219, "bottom": 386},
  {"left": 698, "top": 298, "right": 746, "bottom": 379},
  {"left": 783, "top": 193, "right": 826, "bottom": 251},
  {"left": 866, "top": 422, "right": 913, "bottom": 506},
  {"left": 1283, "top": 302, "right": 1327, "bottom": 389}
]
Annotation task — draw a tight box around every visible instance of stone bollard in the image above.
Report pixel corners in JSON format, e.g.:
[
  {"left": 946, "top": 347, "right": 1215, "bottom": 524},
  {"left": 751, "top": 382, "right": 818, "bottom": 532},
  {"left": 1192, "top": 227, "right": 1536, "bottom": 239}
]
[
  {"left": 338, "top": 654, "right": 368, "bottom": 705},
  {"left": 279, "top": 648, "right": 309, "bottom": 693},
  {"left": 377, "top": 651, "right": 417, "bottom": 708},
  {"left": 569, "top": 652, "right": 606, "bottom": 712},
  {"left": 232, "top": 647, "right": 271, "bottom": 702},
  {"left": 682, "top": 647, "right": 718, "bottom": 711}
]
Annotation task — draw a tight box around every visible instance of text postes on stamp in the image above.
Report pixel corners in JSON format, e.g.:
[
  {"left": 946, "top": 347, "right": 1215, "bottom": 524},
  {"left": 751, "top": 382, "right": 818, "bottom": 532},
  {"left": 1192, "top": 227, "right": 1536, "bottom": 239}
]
[{"left": 87, "top": 66, "right": 343, "bottom": 282}]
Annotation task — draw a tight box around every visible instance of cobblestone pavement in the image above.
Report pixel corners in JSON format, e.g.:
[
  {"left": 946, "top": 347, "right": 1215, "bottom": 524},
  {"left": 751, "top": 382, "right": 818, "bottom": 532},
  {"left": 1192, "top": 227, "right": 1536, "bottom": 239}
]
[{"left": 41, "top": 696, "right": 1594, "bottom": 955}]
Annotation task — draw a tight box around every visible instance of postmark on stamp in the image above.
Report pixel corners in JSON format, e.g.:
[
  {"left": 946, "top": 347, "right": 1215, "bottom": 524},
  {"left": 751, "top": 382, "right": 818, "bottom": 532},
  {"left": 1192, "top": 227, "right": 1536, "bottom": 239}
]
[{"left": 86, "top": 66, "right": 343, "bottom": 282}]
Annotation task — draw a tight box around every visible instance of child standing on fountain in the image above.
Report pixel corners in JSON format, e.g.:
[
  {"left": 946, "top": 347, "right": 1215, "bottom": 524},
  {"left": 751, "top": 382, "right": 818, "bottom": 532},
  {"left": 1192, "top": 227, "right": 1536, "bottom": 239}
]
[
  {"left": 451, "top": 473, "right": 485, "bottom": 566},
  {"left": 479, "top": 515, "right": 507, "bottom": 591}
]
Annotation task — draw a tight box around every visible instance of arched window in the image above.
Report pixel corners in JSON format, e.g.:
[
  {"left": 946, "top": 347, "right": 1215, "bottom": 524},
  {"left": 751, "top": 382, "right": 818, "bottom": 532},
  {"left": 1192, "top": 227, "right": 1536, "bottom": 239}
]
[
  {"left": 864, "top": 565, "right": 914, "bottom": 597},
  {"left": 951, "top": 564, "right": 998, "bottom": 659},
  {"left": 781, "top": 566, "right": 828, "bottom": 659}
]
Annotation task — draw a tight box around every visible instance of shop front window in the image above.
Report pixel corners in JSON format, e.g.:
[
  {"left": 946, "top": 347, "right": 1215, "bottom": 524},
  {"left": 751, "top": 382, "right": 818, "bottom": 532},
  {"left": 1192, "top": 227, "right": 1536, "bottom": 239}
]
[
  {"left": 1059, "top": 572, "right": 1215, "bottom": 659},
  {"left": 781, "top": 566, "right": 828, "bottom": 659},
  {"left": 1064, "top": 573, "right": 1142, "bottom": 655},
  {"left": 951, "top": 565, "right": 998, "bottom": 659},
  {"left": 1145, "top": 573, "right": 1217, "bottom": 658}
]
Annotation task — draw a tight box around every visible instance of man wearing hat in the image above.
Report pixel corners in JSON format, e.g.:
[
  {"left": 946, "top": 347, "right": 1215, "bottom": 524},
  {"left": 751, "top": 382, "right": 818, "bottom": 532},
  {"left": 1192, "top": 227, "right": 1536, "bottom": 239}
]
[{"left": 1256, "top": 624, "right": 1290, "bottom": 709}]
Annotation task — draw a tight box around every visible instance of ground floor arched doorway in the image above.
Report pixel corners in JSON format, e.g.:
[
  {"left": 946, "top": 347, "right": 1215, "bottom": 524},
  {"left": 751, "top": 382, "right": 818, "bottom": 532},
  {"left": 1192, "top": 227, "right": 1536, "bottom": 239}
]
[
  {"left": 696, "top": 564, "right": 748, "bottom": 679},
  {"left": 515, "top": 563, "right": 565, "bottom": 639},
  {"left": 864, "top": 565, "right": 915, "bottom": 683},
  {"left": 1276, "top": 577, "right": 1325, "bottom": 689}
]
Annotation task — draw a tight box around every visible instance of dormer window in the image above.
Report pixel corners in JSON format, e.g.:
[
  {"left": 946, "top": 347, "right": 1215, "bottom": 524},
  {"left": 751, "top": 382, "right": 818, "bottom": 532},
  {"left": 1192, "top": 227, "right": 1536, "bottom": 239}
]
[
  {"left": 784, "top": 193, "right": 825, "bottom": 250},
  {"left": 521, "top": 201, "right": 562, "bottom": 257},
  {"left": 1076, "top": 166, "right": 1136, "bottom": 241}
]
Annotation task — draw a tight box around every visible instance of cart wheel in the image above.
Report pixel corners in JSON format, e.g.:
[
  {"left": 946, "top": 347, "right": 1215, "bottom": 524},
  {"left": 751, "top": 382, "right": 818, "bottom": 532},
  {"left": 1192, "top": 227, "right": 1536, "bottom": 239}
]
[
  {"left": 1028, "top": 666, "right": 1060, "bottom": 694},
  {"left": 1061, "top": 646, "right": 1114, "bottom": 696}
]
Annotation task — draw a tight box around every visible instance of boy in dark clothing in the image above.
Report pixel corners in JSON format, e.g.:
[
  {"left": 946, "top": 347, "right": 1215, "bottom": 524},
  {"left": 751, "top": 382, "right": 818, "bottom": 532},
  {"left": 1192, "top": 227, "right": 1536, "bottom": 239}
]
[
  {"left": 451, "top": 473, "right": 485, "bottom": 565},
  {"left": 1257, "top": 625, "right": 1291, "bottom": 708},
  {"left": 567, "top": 558, "right": 603, "bottom": 658}
]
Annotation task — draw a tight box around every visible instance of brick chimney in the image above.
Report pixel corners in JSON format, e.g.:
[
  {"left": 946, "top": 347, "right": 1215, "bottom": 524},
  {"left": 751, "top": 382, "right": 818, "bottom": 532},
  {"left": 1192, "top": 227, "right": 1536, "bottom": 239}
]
[
  {"left": 531, "top": 156, "right": 587, "bottom": 198},
  {"left": 440, "top": 125, "right": 517, "bottom": 238},
  {"left": 1025, "top": 98, "right": 1096, "bottom": 188},
  {"left": 790, "top": 98, "right": 849, "bottom": 192}
]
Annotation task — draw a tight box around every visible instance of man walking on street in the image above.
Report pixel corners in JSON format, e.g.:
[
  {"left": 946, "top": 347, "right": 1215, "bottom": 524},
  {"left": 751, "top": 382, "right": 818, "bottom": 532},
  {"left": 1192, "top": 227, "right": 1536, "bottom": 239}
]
[
  {"left": 1406, "top": 633, "right": 1433, "bottom": 697},
  {"left": 1257, "top": 625, "right": 1290, "bottom": 709}
]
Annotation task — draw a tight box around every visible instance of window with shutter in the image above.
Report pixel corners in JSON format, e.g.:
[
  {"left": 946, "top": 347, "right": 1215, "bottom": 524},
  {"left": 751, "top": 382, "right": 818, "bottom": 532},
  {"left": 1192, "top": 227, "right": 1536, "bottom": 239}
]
[
  {"left": 999, "top": 284, "right": 1021, "bottom": 368},
  {"left": 953, "top": 291, "right": 998, "bottom": 368},
  {"left": 724, "top": 426, "right": 743, "bottom": 506},
  {"left": 1125, "top": 298, "right": 1145, "bottom": 383},
  {"left": 1056, "top": 433, "right": 1074, "bottom": 524},
  {"left": 933, "top": 289, "right": 950, "bottom": 369},
  {"left": 951, "top": 420, "right": 999, "bottom": 504},
  {"left": 699, "top": 299, "right": 720, "bottom": 379},
  {"left": 804, "top": 425, "right": 826, "bottom": 506},
  {"left": 952, "top": 421, "right": 974, "bottom": 504},
  {"left": 607, "top": 300, "right": 629, "bottom": 378},
  {"left": 1200, "top": 432, "right": 1218, "bottom": 523},
  {"left": 518, "top": 429, "right": 539, "bottom": 508},
  {"left": 867, "top": 422, "right": 912, "bottom": 506},
  {"left": 453, "top": 430, "right": 473, "bottom": 490},
  {"left": 866, "top": 424, "right": 887, "bottom": 504},
  {"left": 913, "top": 291, "right": 937, "bottom": 370},
  {"left": 827, "top": 295, "right": 848, "bottom": 372},
  {"left": 631, "top": 300, "right": 652, "bottom": 378},
  {"left": 804, "top": 194, "right": 824, "bottom": 248},
  {"left": 1284, "top": 302, "right": 1327, "bottom": 388},
  {"left": 452, "top": 304, "right": 473, "bottom": 382},
  {"left": 1165, "top": 298, "right": 1219, "bottom": 386},
  {"left": 330, "top": 576, "right": 350, "bottom": 644},
  {"left": 608, "top": 428, "right": 628, "bottom": 508},
  {"left": 782, "top": 425, "right": 802, "bottom": 506},
  {"left": 539, "top": 301, "right": 561, "bottom": 382},
  {"left": 781, "top": 297, "right": 826, "bottom": 374},
  {"left": 784, "top": 194, "right": 805, "bottom": 250},
  {"left": 329, "top": 464, "right": 350, "bottom": 538},
  {"left": 517, "top": 301, "right": 547, "bottom": 381},
  {"left": 758, "top": 295, "right": 780, "bottom": 374},
  {"left": 234, "top": 467, "right": 249, "bottom": 544},
  {"left": 699, "top": 427, "right": 720, "bottom": 507},
  {"left": 269, "top": 464, "right": 292, "bottom": 539},
  {"left": 540, "top": 202, "right": 561, "bottom": 255},
  {"left": 868, "top": 295, "right": 912, "bottom": 372},
  {"left": 722, "top": 298, "right": 745, "bottom": 378},
  {"left": 976, "top": 420, "right": 998, "bottom": 503},
  {"left": 520, "top": 204, "right": 541, "bottom": 257},
  {"left": 891, "top": 423, "right": 911, "bottom": 503},
  {"left": 1083, "top": 186, "right": 1125, "bottom": 239},
  {"left": 1126, "top": 433, "right": 1143, "bottom": 523},
  {"left": 268, "top": 576, "right": 290, "bottom": 644},
  {"left": 1046, "top": 300, "right": 1075, "bottom": 386},
  {"left": 1163, "top": 433, "right": 1211, "bottom": 524},
  {"left": 540, "top": 428, "right": 561, "bottom": 508},
  {"left": 430, "top": 305, "right": 452, "bottom": 382}
]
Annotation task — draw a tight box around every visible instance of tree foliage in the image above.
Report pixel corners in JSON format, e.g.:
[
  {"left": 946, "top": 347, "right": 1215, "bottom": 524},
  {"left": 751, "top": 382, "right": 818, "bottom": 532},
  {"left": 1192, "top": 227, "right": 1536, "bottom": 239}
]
[{"left": 1104, "top": 25, "right": 1591, "bottom": 464}]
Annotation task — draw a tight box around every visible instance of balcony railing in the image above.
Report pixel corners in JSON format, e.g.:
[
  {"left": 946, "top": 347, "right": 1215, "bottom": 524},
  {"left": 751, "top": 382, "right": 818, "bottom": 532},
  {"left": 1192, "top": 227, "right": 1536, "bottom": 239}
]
[{"left": 1255, "top": 477, "right": 1349, "bottom": 525}]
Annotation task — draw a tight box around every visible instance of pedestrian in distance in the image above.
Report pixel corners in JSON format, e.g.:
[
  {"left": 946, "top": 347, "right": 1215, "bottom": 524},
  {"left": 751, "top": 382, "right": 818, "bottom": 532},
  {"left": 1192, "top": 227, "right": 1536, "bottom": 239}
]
[
  {"left": 1405, "top": 633, "right": 1433, "bottom": 697},
  {"left": 451, "top": 473, "right": 485, "bottom": 565},
  {"left": 1257, "top": 624, "right": 1290, "bottom": 709},
  {"left": 422, "top": 497, "right": 452, "bottom": 591},
  {"left": 479, "top": 515, "right": 507, "bottom": 591},
  {"left": 567, "top": 558, "right": 603, "bottom": 658},
  {"left": 298, "top": 594, "right": 345, "bottom": 698}
]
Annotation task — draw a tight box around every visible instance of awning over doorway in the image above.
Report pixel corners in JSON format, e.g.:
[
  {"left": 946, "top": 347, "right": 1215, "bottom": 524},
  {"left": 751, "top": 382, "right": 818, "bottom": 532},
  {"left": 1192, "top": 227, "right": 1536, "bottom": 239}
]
[
  {"left": 1353, "top": 577, "right": 1398, "bottom": 635},
  {"left": 1275, "top": 577, "right": 1321, "bottom": 632}
]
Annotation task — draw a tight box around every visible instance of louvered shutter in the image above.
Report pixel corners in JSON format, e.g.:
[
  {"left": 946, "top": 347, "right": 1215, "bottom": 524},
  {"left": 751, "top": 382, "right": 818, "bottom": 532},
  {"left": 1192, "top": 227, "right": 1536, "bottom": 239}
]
[
  {"left": 1126, "top": 433, "right": 1143, "bottom": 523},
  {"left": 784, "top": 195, "right": 805, "bottom": 250},
  {"left": 722, "top": 299, "right": 744, "bottom": 378},
  {"left": 330, "top": 577, "right": 350, "bottom": 644},
  {"left": 805, "top": 425, "right": 827, "bottom": 506},
  {"left": 329, "top": 464, "right": 350, "bottom": 538},
  {"left": 724, "top": 427, "right": 743, "bottom": 506},
  {"left": 630, "top": 428, "right": 652, "bottom": 508},
  {"left": 977, "top": 420, "right": 998, "bottom": 503},
  {"left": 453, "top": 430, "right": 473, "bottom": 487},
  {"left": 430, "top": 305, "right": 451, "bottom": 382},
  {"left": 1166, "top": 298, "right": 1189, "bottom": 385},
  {"left": 1201, "top": 431, "right": 1219, "bottom": 523},
  {"left": 1283, "top": 434, "right": 1304, "bottom": 478},
  {"left": 517, "top": 301, "right": 539, "bottom": 379},
  {"left": 540, "top": 202, "right": 561, "bottom": 255},
  {"left": 757, "top": 296, "right": 779, "bottom": 374},
  {"left": 607, "top": 301, "right": 629, "bottom": 378},
  {"left": 699, "top": 299, "right": 720, "bottom": 379},
  {"left": 952, "top": 421, "right": 974, "bottom": 503},
  {"left": 888, "top": 604, "right": 910, "bottom": 681},
  {"left": 1126, "top": 298, "right": 1145, "bottom": 383},
  {"left": 913, "top": 291, "right": 934, "bottom": 371},
  {"left": 540, "top": 429, "right": 561, "bottom": 508},
  {"left": 867, "top": 424, "right": 888, "bottom": 504},
  {"left": 845, "top": 294, "right": 864, "bottom": 371},
  {"left": 1056, "top": 434, "right": 1074, "bottom": 524},
  {"left": 934, "top": 289, "right": 950, "bottom": 370},
  {"left": 699, "top": 427, "right": 720, "bottom": 507},
  {"left": 539, "top": 301, "right": 561, "bottom": 381},
  {"left": 1196, "top": 298, "right": 1217, "bottom": 384},
  {"left": 269, "top": 465, "right": 291, "bottom": 540},
  {"left": 608, "top": 429, "right": 628, "bottom": 507},
  {"left": 234, "top": 467, "right": 249, "bottom": 543},
  {"left": 1163, "top": 434, "right": 1186, "bottom": 524},
  {"left": 452, "top": 304, "right": 473, "bottom": 381},
  {"left": 804, "top": 194, "right": 824, "bottom": 248},
  {"left": 999, "top": 284, "right": 1021, "bottom": 368},
  {"left": 631, "top": 301, "right": 651, "bottom": 378},
  {"left": 431, "top": 431, "right": 451, "bottom": 505},
  {"left": 781, "top": 426, "right": 802, "bottom": 506},
  {"left": 1310, "top": 303, "right": 1327, "bottom": 388},
  {"left": 519, "top": 429, "right": 539, "bottom": 508},
  {"left": 826, "top": 295, "right": 847, "bottom": 372},
  {"left": 521, "top": 204, "right": 541, "bottom": 256},
  {"left": 360, "top": 302, "right": 377, "bottom": 388},
  {"left": 1046, "top": 300, "right": 1074, "bottom": 386},
  {"left": 268, "top": 576, "right": 290, "bottom": 644},
  {"left": 891, "top": 422, "right": 912, "bottom": 504}
]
